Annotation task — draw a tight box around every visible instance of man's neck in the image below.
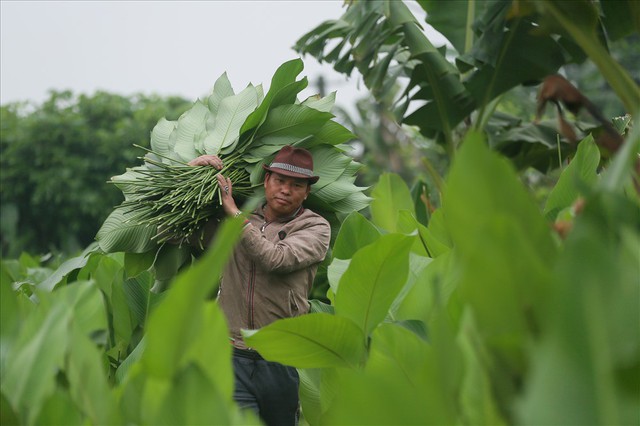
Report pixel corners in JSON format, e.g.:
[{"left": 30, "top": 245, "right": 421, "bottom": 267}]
[{"left": 263, "top": 204, "right": 302, "bottom": 223}]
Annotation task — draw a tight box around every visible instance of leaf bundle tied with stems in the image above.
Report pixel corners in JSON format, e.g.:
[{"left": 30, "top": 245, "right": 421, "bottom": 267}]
[{"left": 113, "top": 145, "right": 255, "bottom": 247}]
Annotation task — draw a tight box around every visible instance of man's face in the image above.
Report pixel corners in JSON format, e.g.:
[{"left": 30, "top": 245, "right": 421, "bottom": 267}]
[{"left": 264, "top": 172, "right": 311, "bottom": 218}]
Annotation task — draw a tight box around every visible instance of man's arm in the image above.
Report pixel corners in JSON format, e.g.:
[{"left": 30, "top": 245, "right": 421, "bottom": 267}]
[{"left": 240, "top": 219, "right": 331, "bottom": 273}]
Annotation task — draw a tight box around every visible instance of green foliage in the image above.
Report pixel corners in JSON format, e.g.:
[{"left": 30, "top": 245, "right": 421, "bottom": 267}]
[
  {"left": 543, "top": 135, "right": 600, "bottom": 220},
  {"left": 369, "top": 173, "right": 415, "bottom": 232},
  {"left": 1, "top": 218, "right": 258, "bottom": 425},
  {"left": 2, "top": 3, "right": 639, "bottom": 424},
  {"left": 244, "top": 131, "right": 639, "bottom": 425},
  {"left": 296, "top": 0, "right": 639, "bottom": 191},
  {"left": 0, "top": 91, "right": 191, "bottom": 257},
  {"left": 2, "top": 130, "right": 638, "bottom": 425}
]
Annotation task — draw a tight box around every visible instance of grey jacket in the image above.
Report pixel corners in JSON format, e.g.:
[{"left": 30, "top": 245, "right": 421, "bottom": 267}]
[{"left": 218, "top": 203, "right": 331, "bottom": 350}]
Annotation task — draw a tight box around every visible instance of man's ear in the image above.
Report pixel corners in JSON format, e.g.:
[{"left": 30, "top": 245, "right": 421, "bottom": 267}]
[{"left": 263, "top": 172, "right": 271, "bottom": 188}]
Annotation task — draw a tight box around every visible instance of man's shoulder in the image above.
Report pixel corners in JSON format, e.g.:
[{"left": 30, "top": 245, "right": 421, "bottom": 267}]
[{"left": 298, "top": 207, "right": 330, "bottom": 228}]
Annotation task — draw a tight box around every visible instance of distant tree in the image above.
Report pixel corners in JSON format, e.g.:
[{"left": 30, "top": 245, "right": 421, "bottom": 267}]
[{"left": 0, "top": 90, "right": 191, "bottom": 257}]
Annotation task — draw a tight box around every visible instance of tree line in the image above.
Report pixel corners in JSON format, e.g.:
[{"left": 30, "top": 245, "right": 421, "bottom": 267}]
[{"left": 1, "top": 91, "right": 191, "bottom": 257}]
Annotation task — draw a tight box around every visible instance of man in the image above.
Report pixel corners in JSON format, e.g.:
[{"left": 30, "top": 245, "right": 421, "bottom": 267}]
[{"left": 189, "top": 145, "right": 331, "bottom": 426}]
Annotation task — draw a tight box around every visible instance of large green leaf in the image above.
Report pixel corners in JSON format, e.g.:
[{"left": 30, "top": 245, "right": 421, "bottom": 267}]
[
  {"left": 417, "top": 0, "right": 496, "bottom": 55},
  {"left": 297, "top": 368, "right": 324, "bottom": 425},
  {"left": 120, "top": 303, "right": 241, "bottom": 424},
  {"left": 150, "top": 364, "right": 232, "bottom": 426},
  {"left": 327, "top": 257, "right": 350, "bottom": 297},
  {"left": 140, "top": 217, "right": 243, "bottom": 380},
  {"left": 401, "top": 40, "right": 475, "bottom": 137},
  {"left": 0, "top": 261, "right": 25, "bottom": 363},
  {"left": 124, "top": 250, "right": 156, "bottom": 278},
  {"left": 173, "top": 101, "right": 209, "bottom": 161},
  {"left": 335, "top": 233, "right": 414, "bottom": 336},
  {"left": 92, "top": 254, "right": 135, "bottom": 356},
  {"left": 324, "top": 323, "right": 456, "bottom": 425},
  {"left": 204, "top": 84, "right": 260, "bottom": 155},
  {"left": 309, "top": 145, "right": 353, "bottom": 190},
  {"left": 313, "top": 179, "right": 367, "bottom": 204},
  {"left": 457, "top": 310, "right": 506, "bottom": 425},
  {"left": 1, "top": 282, "right": 108, "bottom": 423},
  {"left": 122, "top": 271, "right": 163, "bottom": 327},
  {"left": 150, "top": 118, "right": 178, "bottom": 161},
  {"left": 518, "top": 192, "right": 640, "bottom": 425},
  {"left": 600, "top": 0, "right": 640, "bottom": 41},
  {"left": 464, "top": 19, "right": 565, "bottom": 107},
  {"left": 332, "top": 211, "right": 381, "bottom": 260},
  {"left": 254, "top": 104, "right": 333, "bottom": 145},
  {"left": 387, "top": 252, "right": 433, "bottom": 321},
  {"left": 115, "top": 337, "right": 145, "bottom": 384},
  {"left": 37, "top": 244, "right": 99, "bottom": 292},
  {"left": 242, "top": 313, "right": 366, "bottom": 369},
  {"left": 301, "top": 91, "right": 336, "bottom": 113},
  {"left": 370, "top": 172, "right": 415, "bottom": 232},
  {"left": 95, "top": 207, "right": 158, "bottom": 254},
  {"left": 207, "top": 72, "right": 235, "bottom": 116},
  {"left": 599, "top": 121, "right": 640, "bottom": 193},
  {"left": 65, "top": 321, "right": 119, "bottom": 424},
  {"left": 443, "top": 131, "right": 557, "bottom": 373},
  {"left": 110, "top": 166, "right": 154, "bottom": 200},
  {"left": 544, "top": 136, "right": 600, "bottom": 220},
  {"left": 426, "top": 208, "right": 452, "bottom": 250},
  {"left": 116, "top": 218, "right": 245, "bottom": 422},
  {"left": 31, "top": 389, "right": 83, "bottom": 426},
  {"left": 326, "top": 190, "right": 371, "bottom": 214},
  {"left": 392, "top": 249, "right": 459, "bottom": 325},
  {"left": 304, "top": 119, "right": 356, "bottom": 147},
  {"left": 270, "top": 78, "right": 309, "bottom": 109},
  {"left": 152, "top": 243, "right": 191, "bottom": 282},
  {"left": 240, "top": 58, "right": 305, "bottom": 137},
  {"left": 416, "top": 218, "right": 450, "bottom": 258}
]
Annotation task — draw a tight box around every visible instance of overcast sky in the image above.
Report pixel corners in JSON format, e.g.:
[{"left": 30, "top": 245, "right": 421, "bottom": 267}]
[{"left": 1, "top": 1, "right": 373, "bottom": 110}]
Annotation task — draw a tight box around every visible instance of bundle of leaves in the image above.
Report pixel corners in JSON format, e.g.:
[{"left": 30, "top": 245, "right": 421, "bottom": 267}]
[
  {"left": 112, "top": 149, "right": 254, "bottom": 247},
  {"left": 96, "top": 59, "right": 369, "bottom": 254}
]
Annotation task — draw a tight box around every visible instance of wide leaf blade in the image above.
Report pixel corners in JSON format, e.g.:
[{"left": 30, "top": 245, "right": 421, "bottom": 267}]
[
  {"left": 242, "top": 313, "right": 366, "bottom": 369},
  {"left": 544, "top": 136, "right": 600, "bottom": 220},
  {"left": 173, "top": 101, "right": 209, "bottom": 161},
  {"left": 95, "top": 208, "right": 158, "bottom": 254},
  {"left": 254, "top": 104, "right": 333, "bottom": 145},
  {"left": 370, "top": 172, "right": 415, "bottom": 232},
  {"left": 204, "top": 84, "right": 260, "bottom": 155},
  {"left": 335, "top": 234, "right": 414, "bottom": 336},
  {"left": 332, "top": 211, "right": 381, "bottom": 260}
]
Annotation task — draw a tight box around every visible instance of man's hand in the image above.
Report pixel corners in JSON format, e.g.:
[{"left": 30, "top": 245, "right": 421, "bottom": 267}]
[
  {"left": 188, "top": 155, "right": 223, "bottom": 170},
  {"left": 216, "top": 173, "right": 241, "bottom": 217}
]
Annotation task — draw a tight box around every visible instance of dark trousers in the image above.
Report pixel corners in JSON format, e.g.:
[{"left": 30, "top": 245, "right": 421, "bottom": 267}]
[{"left": 232, "top": 348, "right": 300, "bottom": 426}]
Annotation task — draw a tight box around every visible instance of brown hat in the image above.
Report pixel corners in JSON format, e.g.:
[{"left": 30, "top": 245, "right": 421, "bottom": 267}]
[{"left": 262, "top": 145, "right": 319, "bottom": 184}]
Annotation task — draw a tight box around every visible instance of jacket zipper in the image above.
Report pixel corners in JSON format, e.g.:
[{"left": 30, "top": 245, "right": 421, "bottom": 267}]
[{"left": 247, "top": 261, "right": 256, "bottom": 329}]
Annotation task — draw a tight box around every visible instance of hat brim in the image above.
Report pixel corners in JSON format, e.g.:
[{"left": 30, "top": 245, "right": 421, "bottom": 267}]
[{"left": 263, "top": 164, "right": 319, "bottom": 184}]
